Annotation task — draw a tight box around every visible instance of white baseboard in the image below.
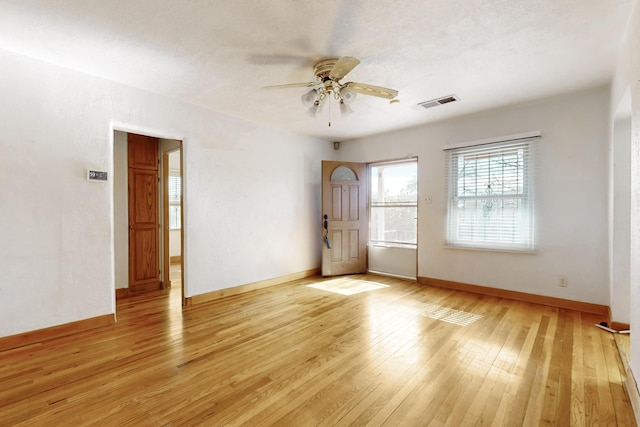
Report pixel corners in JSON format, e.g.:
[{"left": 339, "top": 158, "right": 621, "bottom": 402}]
[{"left": 368, "top": 269, "right": 416, "bottom": 281}]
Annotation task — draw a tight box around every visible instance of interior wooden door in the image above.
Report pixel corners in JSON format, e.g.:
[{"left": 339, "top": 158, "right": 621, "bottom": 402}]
[
  {"left": 321, "top": 161, "right": 368, "bottom": 276},
  {"left": 128, "top": 133, "right": 160, "bottom": 290}
]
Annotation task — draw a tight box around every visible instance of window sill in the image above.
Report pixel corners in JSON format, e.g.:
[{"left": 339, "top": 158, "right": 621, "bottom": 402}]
[
  {"left": 369, "top": 243, "right": 417, "bottom": 249},
  {"left": 444, "top": 245, "right": 538, "bottom": 255}
]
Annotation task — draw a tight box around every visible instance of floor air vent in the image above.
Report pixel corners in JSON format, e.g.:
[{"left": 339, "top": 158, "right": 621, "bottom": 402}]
[{"left": 418, "top": 95, "right": 459, "bottom": 109}]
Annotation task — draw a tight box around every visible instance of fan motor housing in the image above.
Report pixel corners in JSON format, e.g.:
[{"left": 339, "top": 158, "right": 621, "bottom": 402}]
[{"left": 314, "top": 58, "right": 340, "bottom": 81}]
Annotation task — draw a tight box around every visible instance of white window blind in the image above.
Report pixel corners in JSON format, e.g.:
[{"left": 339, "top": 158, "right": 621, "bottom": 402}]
[
  {"left": 444, "top": 134, "right": 539, "bottom": 251},
  {"left": 168, "top": 172, "right": 181, "bottom": 230}
]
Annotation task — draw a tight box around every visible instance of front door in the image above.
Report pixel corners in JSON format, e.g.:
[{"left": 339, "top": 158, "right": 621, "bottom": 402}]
[
  {"left": 128, "top": 133, "right": 161, "bottom": 290},
  {"left": 321, "top": 161, "right": 368, "bottom": 276}
]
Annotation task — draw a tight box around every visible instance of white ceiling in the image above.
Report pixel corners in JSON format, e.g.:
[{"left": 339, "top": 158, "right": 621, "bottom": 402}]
[{"left": 0, "top": 0, "right": 634, "bottom": 141}]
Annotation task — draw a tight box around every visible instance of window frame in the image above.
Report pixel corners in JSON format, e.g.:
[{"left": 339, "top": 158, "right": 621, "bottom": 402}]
[
  {"left": 444, "top": 133, "right": 539, "bottom": 253},
  {"left": 368, "top": 159, "right": 418, "bottom": 248}
]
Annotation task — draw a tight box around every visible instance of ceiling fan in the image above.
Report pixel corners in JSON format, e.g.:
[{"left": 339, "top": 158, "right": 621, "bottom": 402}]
[{"left": 263, "top": 56, "right": 398, "bottom": 119}]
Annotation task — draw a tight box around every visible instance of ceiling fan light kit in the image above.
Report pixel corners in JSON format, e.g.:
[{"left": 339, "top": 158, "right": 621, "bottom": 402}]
[
  {"left": 264, "top": 56, "right": 399, "bottom": 124},
  {"left": 306, "top": 101, "right": 324, "bottom": 117},
  {"left": 339, "top": 101, "right": 354, "bottom": 116},
  {"left": 341, "top": 87, "right": 356, "bottom": 105},
  {"left": 300, "top": 89, "right": 317, "bottom": 108}
]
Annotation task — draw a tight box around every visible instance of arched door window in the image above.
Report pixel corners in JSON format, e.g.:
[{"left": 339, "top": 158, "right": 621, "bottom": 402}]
[{"left": 331, "top": 165, "right": 358, "bottom": 181}]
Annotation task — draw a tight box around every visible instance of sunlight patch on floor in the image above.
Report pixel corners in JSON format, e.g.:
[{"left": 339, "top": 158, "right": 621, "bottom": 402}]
[
  {"left": 307, "top": 278, "right": 389, "bottom": 295},
  {"left": 414, "top": 303, "right": 483, "bottom": 326}
]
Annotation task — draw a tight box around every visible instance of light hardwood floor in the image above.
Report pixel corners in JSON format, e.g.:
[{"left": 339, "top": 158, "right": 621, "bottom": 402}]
[{"left": 0, "top": 273, "right": 636, "bottom": 426}]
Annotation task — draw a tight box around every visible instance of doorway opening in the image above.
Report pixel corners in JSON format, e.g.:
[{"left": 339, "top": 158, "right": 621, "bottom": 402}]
[
  {"left": 368, "top": 159, "right": 418, "bottom": 279},
  {"left": 163, "top": 148, "right": 184, "bottom": 308},
  {"left": 321, "top": 161, "right": 368, "bottom": 276},
  {"left": 320, "top": 159, "right": 418, "bottom": 279},
  {"left": 113, "top": 130, "right": 185, "bottom": 308}
]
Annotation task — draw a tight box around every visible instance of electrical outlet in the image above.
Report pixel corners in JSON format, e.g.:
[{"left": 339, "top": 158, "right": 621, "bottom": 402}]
[{"left": 559, "top": 275, "right": 568, "bottom": 287}]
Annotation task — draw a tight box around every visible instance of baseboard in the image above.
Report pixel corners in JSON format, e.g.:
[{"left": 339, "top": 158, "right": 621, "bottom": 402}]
[
  {"left": 115, "top": 287, "right": 129, "bottom": 300},
  {"left": 116, "top": 281, "right": 164, "bottom": 300},
  {"left": 368, "top": 270, "right": 417, "bottom": 281},
  {"left": 606, "top": 306, "right": 631, "bottom": 330},
  {"left": 130, "top": 281, "right": 164, "bottom": 293},
  {"left": 0, "top": 314, "right": 115, "bottom": 352},
  {"left": 611, "top": 321, "right": 631, "bottom": 331},
  {"left": 418, "top": 276, "right": 609, "bottom": 316},
  {"left": 185, "top": 268, "right": 320, "bottom": 306}
]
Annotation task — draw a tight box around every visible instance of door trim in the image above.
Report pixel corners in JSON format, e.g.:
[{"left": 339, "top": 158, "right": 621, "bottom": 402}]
[
  {"left": 162, "top": 145, "right": 185, "bottom": 306},
  {"left": 163, "top": 151, "right": 170, "bottom": 290},
  {"left": 321, "top": 161, "right": 368, "bottom": 276},
  {"left": 367, "top": 158, "right": 418, "bottom": 279},
  {"left": 112, "top": 126, "right": 188, "bottom": 309}
]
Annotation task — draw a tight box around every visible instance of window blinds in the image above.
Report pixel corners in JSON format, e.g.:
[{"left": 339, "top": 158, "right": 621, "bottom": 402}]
[
  {"left": 168, "top": 173, "right": 181, "bottom": 230},
  {"left": 444, "top": 134, "right": 539, "bottom": 251}
]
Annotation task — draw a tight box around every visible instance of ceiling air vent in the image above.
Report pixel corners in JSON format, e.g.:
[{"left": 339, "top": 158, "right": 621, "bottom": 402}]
[{"left": 418, "top": 95, "right": 459, "bottom": 110}]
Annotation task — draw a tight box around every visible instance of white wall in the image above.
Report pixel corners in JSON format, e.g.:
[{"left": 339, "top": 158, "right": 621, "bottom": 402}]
[
  {"left": 113, "top": 131, "right": 128, "bottom": 289},
  {"left": 611, "top": 0, "right": 640, "bottom": 392},
  {"left": 0, "top": 48, "right": 332, "bottom": 337},
  {"left": 611, "top": 113, "right": 631, "bottom": 324},
  {"left": 170, "top": 230, "right": 181, "bottom": 258},
  {"left": 337, "top": 86, "right": 611, "bottom": 305},
  {"left": 369, "top": 246, "right": 416, "bottom": 279}
]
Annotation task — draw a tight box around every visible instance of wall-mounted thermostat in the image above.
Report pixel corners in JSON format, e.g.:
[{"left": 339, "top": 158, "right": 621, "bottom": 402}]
[{"left": 87, "top": 170, "right": 108, "bottom": 182}]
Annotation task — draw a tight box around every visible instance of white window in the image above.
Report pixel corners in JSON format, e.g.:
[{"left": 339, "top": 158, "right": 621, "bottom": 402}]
[
  {"left": 445, "top": 134, "right": 539, "bottom": 251},
  {"left": 168, "top": 171, "right": 181, "bottom": 230},
  {"left": 370, "top": 160, "right": 418, "bottom": 247}
]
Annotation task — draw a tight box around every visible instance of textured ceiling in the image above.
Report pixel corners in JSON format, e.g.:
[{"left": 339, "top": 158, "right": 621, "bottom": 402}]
[{"left": 0, "top": 0, "right": 634, "bottom": 141}]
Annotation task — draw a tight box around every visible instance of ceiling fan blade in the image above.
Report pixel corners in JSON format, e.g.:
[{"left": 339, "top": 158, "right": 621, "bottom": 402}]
[
  {"left": 329, "top": 56, "right": 360, "bottom": 80},
  {"left": 263, "top": 82, "right": 318, "bottom": 89},
  {"left": 345, "top": 82, "right": 398, "bottom": 99}
]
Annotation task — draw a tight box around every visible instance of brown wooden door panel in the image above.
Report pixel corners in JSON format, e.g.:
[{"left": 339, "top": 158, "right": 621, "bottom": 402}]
[
  {"left": 128, "top": 133, "right": 160, "bottom": 289},
  {"left": 322, "top": 161, "right": 367, "bottom": 276},
  {"left": 129, "top": 169, "right": 158, "bottom": 225},
  {"left": 129, "top": 228, "right": 158, "bottom": 283},
  {"left": 128, "top": 134, "right": 159, "bottom": 170}
]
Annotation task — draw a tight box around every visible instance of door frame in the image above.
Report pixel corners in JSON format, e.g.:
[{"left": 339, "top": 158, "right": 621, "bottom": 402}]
[
  {"left": 162, "top": 145, "right": 185, "bottom": 306},
  {"left": 112, "top": 125, "right": 186, "bottom": 309},
  {"left": 366, "top": 158, "right": 419, "bottom": 280},
  {"left": 321, "top": 161, "right": 368, "bottom": 276}
]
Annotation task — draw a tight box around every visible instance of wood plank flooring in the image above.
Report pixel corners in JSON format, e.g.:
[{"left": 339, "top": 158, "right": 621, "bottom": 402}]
[{"left": 0, "top": 273, "right": 636, "bottom": 426}]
